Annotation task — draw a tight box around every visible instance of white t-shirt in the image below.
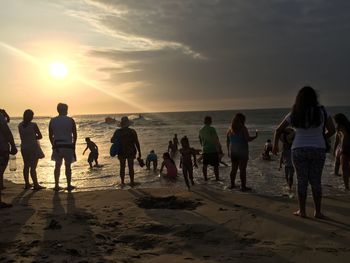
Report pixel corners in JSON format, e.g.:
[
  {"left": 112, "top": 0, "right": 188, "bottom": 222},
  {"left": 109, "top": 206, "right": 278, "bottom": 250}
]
[
  {"left": 49, "top": 115, "right": 75, "bottom": 145},
  {"left": 284, "top": 108, "right": 328, "bottom": 150}
]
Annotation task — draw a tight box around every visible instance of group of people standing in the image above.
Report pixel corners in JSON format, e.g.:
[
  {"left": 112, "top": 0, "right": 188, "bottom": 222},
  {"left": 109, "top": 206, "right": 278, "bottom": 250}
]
[{"left": 1, "top": 86, "right": 349, "bottom": 219}]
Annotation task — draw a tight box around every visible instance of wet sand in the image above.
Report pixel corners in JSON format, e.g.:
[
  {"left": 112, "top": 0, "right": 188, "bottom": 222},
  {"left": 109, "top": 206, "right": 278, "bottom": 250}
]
[{"left": 0, "top": 180, "right": 349, "bottom": 263}]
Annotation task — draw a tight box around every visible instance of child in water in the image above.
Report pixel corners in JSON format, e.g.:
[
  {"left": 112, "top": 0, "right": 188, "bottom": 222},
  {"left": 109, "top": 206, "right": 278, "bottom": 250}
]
[
  {"left": 146, "top": 150, "right": 158, "bottom": 171},
  {"left": 160, "top": 152, "right": 177, "bottom": 178},
  {"left": 279, "top": 128, "right": 295, "bottom": 191},
  {"left": 262, "top": 139, "right": 273, "bottom": 160},
  {"left": 83, "top": 137, "right": 99, "bottom": 168},
  {"left": 179, "top": 136, "right": 197, "bottom": 190}
]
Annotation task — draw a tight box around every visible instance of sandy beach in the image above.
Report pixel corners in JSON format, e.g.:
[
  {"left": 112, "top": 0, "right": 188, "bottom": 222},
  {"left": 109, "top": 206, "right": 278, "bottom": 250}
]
[{"left": 0, "top": 180, "right": 349, "bottom": 263}]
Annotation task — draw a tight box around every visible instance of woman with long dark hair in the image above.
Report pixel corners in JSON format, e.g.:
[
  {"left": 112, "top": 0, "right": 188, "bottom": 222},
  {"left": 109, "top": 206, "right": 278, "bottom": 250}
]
[
  {"left": 273, "top": 86, "right": 335, "bottom": 218},
  {"left": 226, "top": 113, "right": 258, "bottom": 191},
  {"left": 18, "top": 109, "right": 45, "bottom": 190},
  {"left": 333, "top": 113, "right": 350, "bottom": 190}
]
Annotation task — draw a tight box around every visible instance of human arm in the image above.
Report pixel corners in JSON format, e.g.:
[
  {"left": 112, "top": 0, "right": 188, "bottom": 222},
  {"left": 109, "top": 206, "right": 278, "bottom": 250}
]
[
  {"left": 0, "top": 118, "right": 17, "bottom": 154},
  {"left": 226, "top": 131, "right": 230, "bottom": 157},
  {"left": 243, "top": 127, "right": 258, "bottom": 142},
  {"left": 325, "top": 116, "right": 336, "bottom": 139},
  {"left": 34, "top": 123, "right": 43, "bottom": 140},
  {"left": 72, "top": 119, "right": 77, "bottom": 147},
  {"left": 272, "top": 119, "right": 289, "bottom": 155},
  {"left": 192, "top": 149, "right": 198, "bottom": 168},
  {"left": 134, "top": 131, "right": 141, "bottom": 158},
  {"left": 279, "top": 155, "right": 283, "bottom": 171},
  {"left": 160, "top": 162, "right": 165, "bottom": 174},
  {"left": 48, "top": 120, "right": 54, "bottom": 147},
  {"left": 333, "top": 132, "right": 340, "bottom": 157},
  {"left": 83, "top": 146, "right": 88, "bottom": 155}
]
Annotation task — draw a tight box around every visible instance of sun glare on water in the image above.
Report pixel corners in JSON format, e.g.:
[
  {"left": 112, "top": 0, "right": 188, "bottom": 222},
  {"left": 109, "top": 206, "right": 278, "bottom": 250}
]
[{"left": 49, "top": 62, "right": 68, "bottom": 79}]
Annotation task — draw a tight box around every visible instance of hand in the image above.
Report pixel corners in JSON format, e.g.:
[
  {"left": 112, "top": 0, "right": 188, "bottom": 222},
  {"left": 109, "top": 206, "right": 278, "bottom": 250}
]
[{"left": 10, "top": 144, "right": 18, "bottom": 155}]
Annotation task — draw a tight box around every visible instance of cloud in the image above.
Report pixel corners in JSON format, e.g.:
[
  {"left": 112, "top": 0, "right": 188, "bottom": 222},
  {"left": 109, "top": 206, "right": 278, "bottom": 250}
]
[{"left": 68, "top": 0, "right": 350, "bottom": 108}]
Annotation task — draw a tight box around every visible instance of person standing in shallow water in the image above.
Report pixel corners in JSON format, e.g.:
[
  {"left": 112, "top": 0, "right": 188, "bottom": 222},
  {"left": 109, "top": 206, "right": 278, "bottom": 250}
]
[
  {"left": 226, "top": 113, "right": 258, "bottom": 191},
  {"left": 0, "top": 109, "right": 17, "bottom": 208},
  {"left": 49, "top": 103, "right": 77, "bottom": 191},
  {"left": 199, "top": 116, "right": 221, "bottom": 181},
  {"left": 18, "top": 109, "right": 45, "bottom": 190},
  {"left": 273, "top": 86, "right": 335, "bottom": 219},
  {"left": 111, "top": 116, "right": 141, "bottom": 186}
]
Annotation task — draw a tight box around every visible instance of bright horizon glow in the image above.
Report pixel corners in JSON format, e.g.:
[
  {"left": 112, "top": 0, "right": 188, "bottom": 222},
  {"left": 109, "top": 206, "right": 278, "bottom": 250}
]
[{"left": 49, "top": 62, "right": 68, "bottom": 79}]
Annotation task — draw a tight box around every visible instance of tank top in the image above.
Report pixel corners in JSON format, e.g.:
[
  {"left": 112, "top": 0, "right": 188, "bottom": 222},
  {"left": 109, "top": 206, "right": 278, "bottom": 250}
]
[{"left": 18, "top": 122, "right": 38, "bottom": 150}]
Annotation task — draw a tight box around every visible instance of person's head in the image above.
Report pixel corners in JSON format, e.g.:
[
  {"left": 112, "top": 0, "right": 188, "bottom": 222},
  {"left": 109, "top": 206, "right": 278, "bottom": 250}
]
[
  {"left": 204, "top": 116, "right": 212, "bottom": 125},
  {"left": 180, "top": 136, "right": 190, "bottom": 148},
  {"left": 22, "top": 109, "right": 34, "bottom": 127},
  {"left": 291, "top": 86, "right": 321, "bottom": 128},
  {"left": 120, "top": 116, "right": 131, "bottom": 128},
  {"left": 334, "top": 113, "right": 350, "bottom": 134},
  {"left": 168, "top": 140, "right": 173, "bottom": 145},
  {"left": 57, "top": 103, "right": 68, "bottom": 116},
  {"left": 163, "top": 152, "right": 171, "bottom": 160},
  {"left": 85, "top": 137, "right": 91, "bottom": 142},
  {"left": 0, "top": 109, "right": 10, "bottom": 123},
  {"left": 150, "top": 150, "right": 155, "bottom": 154},
  {"left": 230, "top": 113, "right": 246, "bottom": 133},
  {"left": 266, "top": 139, "right": 271, "bottom": 143}
]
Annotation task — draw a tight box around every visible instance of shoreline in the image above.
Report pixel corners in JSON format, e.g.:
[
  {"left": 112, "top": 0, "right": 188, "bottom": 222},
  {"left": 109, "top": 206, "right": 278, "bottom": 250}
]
[{"left": 1, "top": 180, "right": 349, "bottom": 262}]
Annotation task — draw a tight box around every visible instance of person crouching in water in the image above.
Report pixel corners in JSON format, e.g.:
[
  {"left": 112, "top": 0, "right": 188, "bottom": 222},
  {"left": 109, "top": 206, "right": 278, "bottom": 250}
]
[
  {"left": 179, "top": 136, "right": 197, "bottom": 190},
  {"left": 279, "top": 128, "right": 295, "bottom": 191},
  {"left": 83, "top": 137, "right": 99, "bottom": 168},
  {"left": 262, "top": 139, "right": 273, "bottom": 160},
  {"left": 160, "top": 152, "right": 177, "bottom": 179},
  {"left": 146, "top": 150, "right": 158, "bottom": 171}
]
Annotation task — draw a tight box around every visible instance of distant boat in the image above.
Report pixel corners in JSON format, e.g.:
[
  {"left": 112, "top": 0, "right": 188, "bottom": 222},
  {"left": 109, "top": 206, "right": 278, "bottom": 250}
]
[{"left": 105, "top": 117, "right": 118, "bottom": 124}]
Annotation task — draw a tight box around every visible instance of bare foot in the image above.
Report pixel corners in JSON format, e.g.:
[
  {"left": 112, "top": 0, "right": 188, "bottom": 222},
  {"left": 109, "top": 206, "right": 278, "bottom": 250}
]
[
  {"left": 53, "top": 186, "right": 63, "bottom": 192},
  {"left": 314, "top": 212, "right": 327, "bottom": 219},
  {"left": 293, "top": 210, "right": 307, "bottom": 218},
  {"left": 33, "top": 185, "right": 46, "bottom": 191},
  {"left": 66, "top": 185, "right": 76, "bottom": 191}
]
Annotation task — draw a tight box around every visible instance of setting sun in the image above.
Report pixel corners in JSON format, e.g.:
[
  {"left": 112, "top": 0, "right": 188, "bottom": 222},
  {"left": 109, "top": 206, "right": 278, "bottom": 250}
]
[{"left": 49, "top": 62, "right": 68, "bottom": 79}]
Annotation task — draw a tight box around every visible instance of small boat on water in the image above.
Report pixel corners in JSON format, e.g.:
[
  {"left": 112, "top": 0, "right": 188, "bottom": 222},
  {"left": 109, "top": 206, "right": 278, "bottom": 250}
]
[{"left": 105, "top": 117, "right": 118, "bottom": 124}]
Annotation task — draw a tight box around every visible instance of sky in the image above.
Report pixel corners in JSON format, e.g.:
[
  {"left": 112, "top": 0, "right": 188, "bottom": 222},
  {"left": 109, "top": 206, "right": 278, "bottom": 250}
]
[{"left": 0, "top": 0, "right": 349, "bottom": 116}]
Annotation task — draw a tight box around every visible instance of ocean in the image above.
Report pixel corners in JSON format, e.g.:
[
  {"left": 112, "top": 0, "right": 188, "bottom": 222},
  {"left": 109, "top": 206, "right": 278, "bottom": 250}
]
[{"left": 4, "top": 107, "right": 350, "bottom": 196}]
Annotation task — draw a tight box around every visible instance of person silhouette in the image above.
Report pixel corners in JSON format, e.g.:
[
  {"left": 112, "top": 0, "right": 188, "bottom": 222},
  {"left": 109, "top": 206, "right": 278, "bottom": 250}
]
[{"left": 49, "top": 103, "right": 77, "bottom": 191}]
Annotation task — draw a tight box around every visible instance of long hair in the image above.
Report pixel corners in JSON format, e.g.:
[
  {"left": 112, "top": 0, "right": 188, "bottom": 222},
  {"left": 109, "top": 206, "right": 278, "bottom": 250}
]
[
  {"left": 163, "top": 152, "right": 175, "bottom": 165},
  {"left": 334, "top": 113, "right": 350, "bottom": 134},
  {"left": 22, "top": 109, "right": 34, "bottom": 128},
  {"left": 291, "top": 86, "right": 321, "bottom": 128},
  {"left": 230, "top": 113, "right": 246, "bottom": 133}
]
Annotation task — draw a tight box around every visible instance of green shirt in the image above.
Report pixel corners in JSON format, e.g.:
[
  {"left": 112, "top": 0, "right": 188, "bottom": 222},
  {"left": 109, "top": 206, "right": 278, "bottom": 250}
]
[{"left": 199, "top": 125, "right": 219, "bottom": 153}]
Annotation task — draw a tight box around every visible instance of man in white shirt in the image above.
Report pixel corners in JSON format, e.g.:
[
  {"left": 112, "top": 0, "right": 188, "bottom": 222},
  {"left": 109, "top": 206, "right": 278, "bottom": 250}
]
[{"left": 49, "top": 103, "right": 77, "bottom": 191}]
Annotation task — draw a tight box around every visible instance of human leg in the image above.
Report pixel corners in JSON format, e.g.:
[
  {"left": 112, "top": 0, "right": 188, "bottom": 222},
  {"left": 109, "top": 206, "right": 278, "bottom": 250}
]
[
  {"left": 308, "top": 150, "right": 325, "bottom": 218},
  {"left": 202, "top": 164, "right": 208, "bottom": 181},
  {"left": 153, "top": 160, "right": 158, "bottom": 171},
  {"left": 23, "top": 161, "right": 31, "bottom": 189},
  {"left": 64, "top": 159, "right": 73, "bottom": 190},
  {"left": 54, "top": 160, "right": 62, "bottom": 190},
  {"left": 229, "top": 158, "right": 239, "bottom": 189},
  {"left": 292, "top": 149, "right": 309, "bottom": 217},
  {"left": 127, "top": 158, "right": 135, "bottom": 185},
  {"left": 182, "top": 167, "right": 190, "bottom": 190},
  {"left": 341, "top": 155, "right": 350, "bottom": 190},
  {"left": 119, "top": 157, "right": 126, "bottom": 185},
  {"left": 238, "top": 159, "right": 249, "bottom": 191}
]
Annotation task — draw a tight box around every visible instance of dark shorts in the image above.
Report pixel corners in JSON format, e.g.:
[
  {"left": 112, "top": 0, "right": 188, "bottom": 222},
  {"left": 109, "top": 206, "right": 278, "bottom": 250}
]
[
  {"left": 0, "top": 152, "right": 9, "bottom": 166},
  {"left": 203, "top": 152, "right": 219, "bottom": 167},
  {"left": 88, "top": 151, "right": 98, "bottom": 163}
]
